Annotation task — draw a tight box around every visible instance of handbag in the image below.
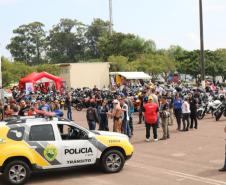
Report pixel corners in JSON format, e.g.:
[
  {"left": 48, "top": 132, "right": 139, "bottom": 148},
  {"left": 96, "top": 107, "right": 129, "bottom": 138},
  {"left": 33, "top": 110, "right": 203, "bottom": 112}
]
[{"left": 160, "top": 111, "right": 170, "bottom": 118}]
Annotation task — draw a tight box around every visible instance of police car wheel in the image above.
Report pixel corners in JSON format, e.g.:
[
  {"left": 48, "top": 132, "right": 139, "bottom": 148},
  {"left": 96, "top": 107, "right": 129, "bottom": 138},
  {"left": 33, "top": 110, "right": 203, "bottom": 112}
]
[
  {"left": 3, "top": 160, "right": 30, "bottom": 185},
  {"left": 101, "top": 150, "right": 125, "bottom": 173}
]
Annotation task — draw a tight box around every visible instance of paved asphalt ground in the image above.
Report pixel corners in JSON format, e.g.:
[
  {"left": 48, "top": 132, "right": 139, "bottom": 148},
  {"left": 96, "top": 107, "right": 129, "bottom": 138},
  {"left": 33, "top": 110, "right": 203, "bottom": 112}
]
[{"left": 1, "top": 110, "right": 226, "bottom": 185}]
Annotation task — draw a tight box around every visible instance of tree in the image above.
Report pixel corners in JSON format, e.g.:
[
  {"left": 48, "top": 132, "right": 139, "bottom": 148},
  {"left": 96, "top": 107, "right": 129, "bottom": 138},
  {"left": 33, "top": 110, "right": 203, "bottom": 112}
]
[
  {"left": 7, "top": 22, "right": 46, "bottom": 64},
  {"left": 35, "top": 64, "right": 60, "bottom": 76},
  {"left": 175, "top": 50, "right": 200, "bottom": 81},
  {"left": 2, "top": 57, "right": 33, "bottom": 87},
  {"left": 214, "top": 49, "right": 226, "bottom": 81},
  {"left": 98, "top": 32, "right": 156, "bottom": 61},
  {"left": 127, "top": 53, "right": 175, "bottom": 80},
  {"left": 108, "top": 55, "right": 129, "bottom": 71},
  {"left": 85, "top": 18, "right": 110, "bottom": 59},
  {"left": 46, "top": 18, "right": 87, "bottom": 63},
  {"left": 1, "top": 57, "right": 60, "bottom": 88},
  {"left": 205, "top": 50, "right": 220, "bottom": 81},
  {"left": 166, "top": 45, "right": 185, "bottom": 61}
]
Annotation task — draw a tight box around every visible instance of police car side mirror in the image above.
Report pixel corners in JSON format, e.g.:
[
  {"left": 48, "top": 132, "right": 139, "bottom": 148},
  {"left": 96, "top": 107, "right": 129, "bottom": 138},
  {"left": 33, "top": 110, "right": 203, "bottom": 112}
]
[{"left": 87, "top": 133, "right": 93, "bottom": 139}]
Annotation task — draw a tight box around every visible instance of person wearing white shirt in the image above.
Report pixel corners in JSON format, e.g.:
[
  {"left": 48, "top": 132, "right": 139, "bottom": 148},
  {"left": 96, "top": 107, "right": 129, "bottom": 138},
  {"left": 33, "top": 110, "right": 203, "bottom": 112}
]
[
  {"left": 120, "top": 98, "right": 131, "bottom": 138},
  {"left": 182, "top": 97, "right": 191, "bottom": 131}
]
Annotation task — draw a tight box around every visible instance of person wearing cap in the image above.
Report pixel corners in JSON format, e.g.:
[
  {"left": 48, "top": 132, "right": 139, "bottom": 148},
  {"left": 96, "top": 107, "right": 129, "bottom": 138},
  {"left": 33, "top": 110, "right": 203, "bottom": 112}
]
[
  {"left": 111, "top": 99, "right": 123, "bottom": 133},
  {"left": 143, "top": 95, "right": 159, "bottom": 142}
]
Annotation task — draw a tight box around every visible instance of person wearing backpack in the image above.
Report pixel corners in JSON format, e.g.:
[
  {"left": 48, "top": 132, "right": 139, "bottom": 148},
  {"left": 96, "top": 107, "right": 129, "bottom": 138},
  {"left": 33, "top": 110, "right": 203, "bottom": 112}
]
[
  {"left": 143, "top": 96, "right": 159, "bottom": 142},
  {"left": 86, "top": 103, "right": 99, "bottom": 130},
  {"left": 159, "top": 96, "right": 170, "bottom": 140}
]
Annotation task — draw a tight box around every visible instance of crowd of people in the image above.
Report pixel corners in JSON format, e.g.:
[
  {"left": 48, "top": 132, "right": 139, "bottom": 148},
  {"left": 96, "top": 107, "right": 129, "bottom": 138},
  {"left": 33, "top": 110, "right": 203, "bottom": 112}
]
[
  {"left": 84, "top": 85, "right": 211, "bottom": 142},
  {"left": 0, "top": 86, "right": 65, "bottom": 120},
  {"left": 0, "top": 81, "right": 226, "bottom": 173},
  {"left": 0, "top": 82, "right": 225, "bottom": 143}
]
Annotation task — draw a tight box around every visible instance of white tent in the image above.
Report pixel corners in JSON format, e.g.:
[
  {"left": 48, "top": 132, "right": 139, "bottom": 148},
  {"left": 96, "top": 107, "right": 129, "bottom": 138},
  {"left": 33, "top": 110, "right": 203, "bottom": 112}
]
[{"left": 110, "top": 72, "right": 151, "bottom": 80}]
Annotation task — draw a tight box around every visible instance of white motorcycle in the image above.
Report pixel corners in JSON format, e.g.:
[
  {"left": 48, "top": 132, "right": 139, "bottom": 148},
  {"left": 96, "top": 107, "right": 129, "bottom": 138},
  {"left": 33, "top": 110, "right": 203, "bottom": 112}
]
[
  {"left": 197, "top": 99, "right": 222, "bottom": 120},
  {"left": 207, "top": 100, "right": 222, "bottom": 116}
]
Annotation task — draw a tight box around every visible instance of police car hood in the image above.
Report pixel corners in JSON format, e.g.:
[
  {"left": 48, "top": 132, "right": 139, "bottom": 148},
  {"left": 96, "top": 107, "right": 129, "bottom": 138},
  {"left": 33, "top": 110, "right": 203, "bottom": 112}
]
[{"left": 94, "top": 131, "right": 128, "bottom": 139}]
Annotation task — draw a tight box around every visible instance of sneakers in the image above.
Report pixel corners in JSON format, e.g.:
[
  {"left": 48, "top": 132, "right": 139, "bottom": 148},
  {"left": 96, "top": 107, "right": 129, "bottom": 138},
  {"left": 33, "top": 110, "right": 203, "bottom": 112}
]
[
  {"left": 160, "top": 137, "right": 167, "bottom": 140},
  {"left": 145, "top": 138, "right": 158, "bottom": 142},
  {"left": 219, "top": 168, "right": 226, "bottom": 172}
]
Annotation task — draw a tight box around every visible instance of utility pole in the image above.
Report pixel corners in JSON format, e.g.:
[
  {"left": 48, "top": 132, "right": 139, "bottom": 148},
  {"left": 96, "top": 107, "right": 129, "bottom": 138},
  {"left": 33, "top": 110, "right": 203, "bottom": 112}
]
[
  {"left": 0, "top": 53, "right": 3, "bottom": 120},
  {"left": 199, "top": 0, "right": 205, "bottom": 88},
  {"left": 0, "top": 54, "right": 2, "bottom": 98},
  {"left": 109, "top": 0, "right": 113, "bottom": 35}
]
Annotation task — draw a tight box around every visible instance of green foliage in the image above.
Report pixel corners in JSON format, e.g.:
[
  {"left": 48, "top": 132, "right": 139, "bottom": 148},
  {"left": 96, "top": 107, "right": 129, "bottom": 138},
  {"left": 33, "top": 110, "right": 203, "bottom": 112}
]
[
  {"left": 128, "top": 53, "right": 175, "bottom": 80},
  {"left": 108, "top": 55, "right": 129, "bottom": 71},
  {"left": 85, "top": 18, "right": 110, "bottom": 59},
  {"left": 5, "top": 18, "right": 226, "bottom": 83},
  {"left": 1, "top": 57, "right": 60, "bottom": 87},
  {"left": 98, "top": 33, "right": 156, "bottom": 61},
  {"left": 108, "top": 53, "right": 175, "bottom": 81},
  {"left": 213, "top": 49, "right": 226, "bottom": 81},
  {"left": 46, "top": 18, "right": 87, "bottom": 63},
  {"left": 6, "top": 22, "right": 46, "bottom": 65},
  {"left": 35, "top": 64, "right": 60, "bottom": 76}
]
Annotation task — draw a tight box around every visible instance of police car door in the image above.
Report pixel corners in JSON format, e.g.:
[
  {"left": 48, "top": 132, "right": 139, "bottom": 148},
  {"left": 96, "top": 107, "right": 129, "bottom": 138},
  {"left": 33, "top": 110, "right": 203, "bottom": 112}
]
[
  {"left": 27, "top": 123, "right": 62, "bottom": 169},
  {"left": 57, "top": 123, "right": 97, "bottom": 167}
]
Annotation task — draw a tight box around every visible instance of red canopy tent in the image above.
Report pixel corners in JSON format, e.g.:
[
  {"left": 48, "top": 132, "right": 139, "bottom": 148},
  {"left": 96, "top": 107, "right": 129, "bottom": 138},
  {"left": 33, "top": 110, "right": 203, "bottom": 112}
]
[{"left": 19, "top": 72, "right": 63, "bottom": 91}]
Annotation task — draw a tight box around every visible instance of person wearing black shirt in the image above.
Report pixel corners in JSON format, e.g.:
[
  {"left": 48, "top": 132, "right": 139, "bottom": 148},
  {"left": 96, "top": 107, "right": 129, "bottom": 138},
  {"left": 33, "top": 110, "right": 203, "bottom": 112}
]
[
  {"left": 137, "top": 91, "right": 145, "bottom": 124},
  {"left": 98, "top": 100, "right": 109, "bottom": 131},
  {"left": 18, "top": 100, "right": 30, "bottom": 116},
  {"left": 189, "top": 95, "right": 198, "bottom": 129},
  {"left": 65, "top": 94, "right": 73, "bottom": 121}
]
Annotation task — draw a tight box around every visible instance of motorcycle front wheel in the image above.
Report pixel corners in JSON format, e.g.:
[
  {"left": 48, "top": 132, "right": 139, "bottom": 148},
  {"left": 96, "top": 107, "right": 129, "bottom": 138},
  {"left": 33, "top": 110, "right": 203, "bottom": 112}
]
[
  {"left": 215, "top": 111, "right": 223, "bottom": 121},
  {"left": 197, "top": 110, "right": 205, "bottom": 120},
  {"left": 75, "top": 104, "right": 83, "bottom": 111}
]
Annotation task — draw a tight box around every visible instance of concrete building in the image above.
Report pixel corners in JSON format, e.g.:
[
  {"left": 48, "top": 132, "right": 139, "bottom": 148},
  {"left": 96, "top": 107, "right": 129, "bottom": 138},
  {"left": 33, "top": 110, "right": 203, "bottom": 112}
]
[{"left": 59, "top": 63, "right": 110, "bottom": 89}]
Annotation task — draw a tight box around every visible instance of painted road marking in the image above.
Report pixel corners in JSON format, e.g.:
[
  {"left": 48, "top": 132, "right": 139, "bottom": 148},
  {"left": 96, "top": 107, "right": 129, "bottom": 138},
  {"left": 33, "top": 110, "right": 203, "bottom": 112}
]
[{"left": 127, "top": 162, "right": 226, "bottom": 185}]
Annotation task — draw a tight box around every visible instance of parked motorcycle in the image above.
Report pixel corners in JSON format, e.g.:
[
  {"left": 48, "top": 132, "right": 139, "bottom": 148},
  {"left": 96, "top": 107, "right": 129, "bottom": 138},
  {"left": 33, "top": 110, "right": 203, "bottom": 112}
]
[
  {"left": 197, "top": 99, "right": 222, "bottom": 120},
  {"left": 197, "top": 103, "right": 208, "bottom": 120},
  {"left": 214, "top": 102, "right": 226, "bottom": 121}
]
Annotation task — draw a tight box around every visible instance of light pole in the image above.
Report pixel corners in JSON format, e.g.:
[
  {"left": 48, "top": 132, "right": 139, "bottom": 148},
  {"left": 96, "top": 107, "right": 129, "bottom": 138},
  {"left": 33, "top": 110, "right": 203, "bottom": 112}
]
[
  {"left": 199, "top": 0, "right": 205, "bottom": 88},
  {"left": 0, "top": 53, "right": 4, "bottom": 120},
  {"left": 0, "top": 53, "right": 3, "bottom": 99},
  {"left": 109, "top": 0, "right": 113, "bottom": 35}
]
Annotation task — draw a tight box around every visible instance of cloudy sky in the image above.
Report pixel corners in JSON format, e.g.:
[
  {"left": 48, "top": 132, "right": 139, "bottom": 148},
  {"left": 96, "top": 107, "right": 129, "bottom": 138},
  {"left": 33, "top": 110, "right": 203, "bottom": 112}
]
[{"left": 0, "top": 0, "right": 226, "bottom": 58}]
